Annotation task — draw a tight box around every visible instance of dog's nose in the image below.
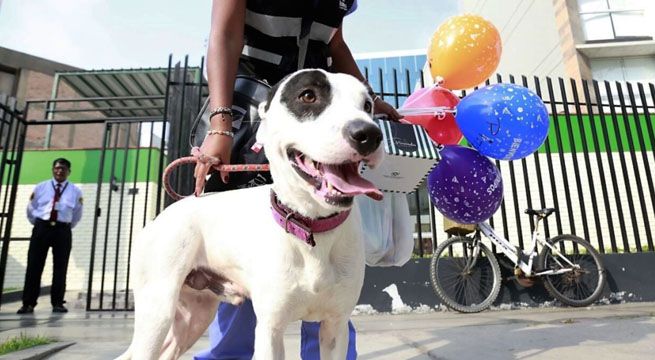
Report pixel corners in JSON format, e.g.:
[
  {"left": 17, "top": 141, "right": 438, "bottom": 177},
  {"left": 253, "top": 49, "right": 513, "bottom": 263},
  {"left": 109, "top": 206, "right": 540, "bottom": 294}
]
[{"left": 343, "top": 120, "right": 382, "bottom": 156}]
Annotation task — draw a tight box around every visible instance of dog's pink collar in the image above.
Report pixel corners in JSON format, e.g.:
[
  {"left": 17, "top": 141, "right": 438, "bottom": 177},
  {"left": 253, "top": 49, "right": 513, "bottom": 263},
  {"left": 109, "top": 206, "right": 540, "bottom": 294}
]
[{"left": 270, "top": 190, "right": 350, "bottom": 247}]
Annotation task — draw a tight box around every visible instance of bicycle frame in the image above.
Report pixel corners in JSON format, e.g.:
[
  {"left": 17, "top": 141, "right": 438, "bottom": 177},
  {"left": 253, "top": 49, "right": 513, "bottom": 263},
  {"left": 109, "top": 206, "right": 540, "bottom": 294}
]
[{"left": 476, "top": 216, "right": 578, "bottom": 277}]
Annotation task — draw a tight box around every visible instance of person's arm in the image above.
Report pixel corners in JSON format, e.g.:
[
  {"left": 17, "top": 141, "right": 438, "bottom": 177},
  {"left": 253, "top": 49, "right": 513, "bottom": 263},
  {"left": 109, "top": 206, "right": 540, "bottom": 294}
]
[
  {"left": 329, "top": 27, "right": 401, "bottom": 121},
  {"left": 26, "top": 187, "right": 37, "bottom": 225},
  {"left": 71, "top": 188, "right": 83, "bottom": 228},
  {"left": 194, "top": 0, "right": 247, "bottom": 195}
]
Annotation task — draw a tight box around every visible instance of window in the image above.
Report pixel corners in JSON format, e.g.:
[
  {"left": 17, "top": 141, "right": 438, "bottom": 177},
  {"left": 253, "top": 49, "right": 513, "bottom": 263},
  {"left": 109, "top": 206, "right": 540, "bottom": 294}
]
[
  {"left": 0, "top": 69, "right": 16, "bottom": 96},
  {"left": 590, "top": 56, "right": 655, "bottom": 105},
  {"left": 591, "top": 56, "right": 655, "bottom": 82},
  {"left": 578, "top": 0, "right": 652, "bottom": 42}
]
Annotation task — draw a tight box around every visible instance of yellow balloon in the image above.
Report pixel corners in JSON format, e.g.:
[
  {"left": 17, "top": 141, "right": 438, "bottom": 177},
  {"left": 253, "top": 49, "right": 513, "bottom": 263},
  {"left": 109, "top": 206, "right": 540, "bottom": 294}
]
[{"left": 428, "top": 14, "right": 502, "bottom": 90}]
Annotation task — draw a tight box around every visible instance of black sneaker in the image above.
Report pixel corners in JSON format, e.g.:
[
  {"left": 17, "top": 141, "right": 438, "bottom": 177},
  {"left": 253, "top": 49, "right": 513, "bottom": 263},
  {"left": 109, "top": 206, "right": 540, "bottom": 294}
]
[
  {"left": 52, "top": 305, "right": 68, "bottom": 313},
  {"left": 17, "top": 305, "right": 34, "bottom": 314}
]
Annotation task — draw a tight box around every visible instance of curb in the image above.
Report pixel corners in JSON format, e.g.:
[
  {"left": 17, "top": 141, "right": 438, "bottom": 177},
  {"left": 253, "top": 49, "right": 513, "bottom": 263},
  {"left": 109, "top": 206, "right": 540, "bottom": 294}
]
[
  {"left": 1, "top": 286, "right": 52, "bottom": 304},
  {"left": 0, "top": 341, "right": 75, "bottom": 360}
]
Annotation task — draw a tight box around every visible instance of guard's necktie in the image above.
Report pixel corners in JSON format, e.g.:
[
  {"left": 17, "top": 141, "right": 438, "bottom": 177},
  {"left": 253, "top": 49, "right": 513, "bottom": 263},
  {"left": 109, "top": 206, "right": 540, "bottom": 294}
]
[{"left": 49, "top": 183, "right": 62, "bottom": 222}]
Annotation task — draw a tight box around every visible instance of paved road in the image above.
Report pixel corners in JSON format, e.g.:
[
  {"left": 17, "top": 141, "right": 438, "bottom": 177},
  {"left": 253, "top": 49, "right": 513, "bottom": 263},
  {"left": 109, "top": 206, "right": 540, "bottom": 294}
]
[{"left": 1, "top": 301, "right": 654, "bottom": 359}]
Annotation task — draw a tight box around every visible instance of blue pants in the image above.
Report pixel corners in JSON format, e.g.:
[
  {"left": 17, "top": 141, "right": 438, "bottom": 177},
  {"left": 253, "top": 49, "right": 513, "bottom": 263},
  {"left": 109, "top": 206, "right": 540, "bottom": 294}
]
[{"left": 194, "top": 300, "right": 357, "bottom": 359}]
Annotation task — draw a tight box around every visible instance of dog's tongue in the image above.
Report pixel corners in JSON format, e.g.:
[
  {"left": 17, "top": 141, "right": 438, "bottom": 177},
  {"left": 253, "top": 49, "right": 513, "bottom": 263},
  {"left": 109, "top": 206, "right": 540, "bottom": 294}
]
[{"left": 321, "top": 163, "right": 383, "bottom": 201}]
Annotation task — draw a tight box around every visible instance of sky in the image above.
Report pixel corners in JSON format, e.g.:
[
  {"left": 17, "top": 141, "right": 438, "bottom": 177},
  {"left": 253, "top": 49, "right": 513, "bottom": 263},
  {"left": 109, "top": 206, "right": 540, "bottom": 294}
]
[{"left": 0, "top": 0, "right": 457, "bottom": 70}]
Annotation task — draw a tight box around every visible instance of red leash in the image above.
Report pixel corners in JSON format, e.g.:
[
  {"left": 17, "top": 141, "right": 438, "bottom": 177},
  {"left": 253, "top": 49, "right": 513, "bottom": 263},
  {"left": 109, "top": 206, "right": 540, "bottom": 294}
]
[{"left": 163, "top": 147, "right": 270, "bottom": 201}]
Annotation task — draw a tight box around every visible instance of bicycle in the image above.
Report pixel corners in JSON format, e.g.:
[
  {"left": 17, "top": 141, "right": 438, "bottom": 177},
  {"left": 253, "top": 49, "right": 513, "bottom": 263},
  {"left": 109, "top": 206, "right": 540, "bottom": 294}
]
[{"left": 429, "top": 208, "right": 607, "bottom": 313}]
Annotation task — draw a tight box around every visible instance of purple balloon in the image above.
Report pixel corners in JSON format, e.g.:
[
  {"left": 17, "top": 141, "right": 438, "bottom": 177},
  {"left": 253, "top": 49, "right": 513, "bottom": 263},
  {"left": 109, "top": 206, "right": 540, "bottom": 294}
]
[{"left": 428, "top": 145, "right": 503, "bottom": 224}]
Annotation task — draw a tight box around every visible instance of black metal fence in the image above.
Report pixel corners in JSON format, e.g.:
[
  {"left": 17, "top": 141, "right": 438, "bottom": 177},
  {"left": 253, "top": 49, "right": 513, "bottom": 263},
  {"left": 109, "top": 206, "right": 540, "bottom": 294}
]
[
  {"left": 164, "top": 60, "right": 655, "bottom": 256},
  {"left": 86, "top": 118, "right": 168, "bottom": 311},
  {"left": 0, "top": 60, "right": 177, "bottom": 310},
  {"left": 165, "top": 56, "right": 207, "bottom": 204},
  {"left": 0, "top": 95, "right": 27, "bottom": 306},
  {"left": 363, "top": 67, "right": 655, "bottom": 256},
  {"left": 1, "top": 56, "right": 653, "bottom": 311},
  {"left": 81, "top": 56, "right": 207, "bottom": 310}
]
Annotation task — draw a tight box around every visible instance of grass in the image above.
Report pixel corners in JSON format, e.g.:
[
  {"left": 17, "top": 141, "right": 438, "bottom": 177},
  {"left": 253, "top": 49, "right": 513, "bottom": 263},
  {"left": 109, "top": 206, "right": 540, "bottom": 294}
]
[
  {"left": 2, "top": 287, "right": 19, "bottom": 292},
  {"left": 0, "top": 333, "right": 56, "bottom": 355}
]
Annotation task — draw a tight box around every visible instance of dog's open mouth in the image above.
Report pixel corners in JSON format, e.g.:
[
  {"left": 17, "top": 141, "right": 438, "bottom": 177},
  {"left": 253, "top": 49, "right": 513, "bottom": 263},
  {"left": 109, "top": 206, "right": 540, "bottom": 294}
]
[{"left": 288, "top": 149, "right": 383, "bottom": 206}]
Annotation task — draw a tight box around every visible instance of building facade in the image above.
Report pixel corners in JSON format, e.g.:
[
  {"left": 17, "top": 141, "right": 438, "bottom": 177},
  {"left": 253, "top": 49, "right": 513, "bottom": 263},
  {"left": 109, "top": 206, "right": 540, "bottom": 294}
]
[
  {"left": 459, "top": 0, "right": 655, "bottom": 83},
  {"left": 355, "top": 49, "right": 428, "bottom": 106}
]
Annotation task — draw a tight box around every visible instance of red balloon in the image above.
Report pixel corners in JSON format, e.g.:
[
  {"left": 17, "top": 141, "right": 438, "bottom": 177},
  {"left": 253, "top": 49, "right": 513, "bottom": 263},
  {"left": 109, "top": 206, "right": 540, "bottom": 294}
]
[{"left": 401, "top": 86, "right": 463, "bottom": 145}]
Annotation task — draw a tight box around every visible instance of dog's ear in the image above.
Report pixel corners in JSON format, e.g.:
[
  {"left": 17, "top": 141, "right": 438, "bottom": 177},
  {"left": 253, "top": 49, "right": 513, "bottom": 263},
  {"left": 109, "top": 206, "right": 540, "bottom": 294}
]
[
  {"left": 256, "top": 74, "right": 289, "bottom": 145},
  {"left": 256, "top": 101, "right": 268, "bottom": 145},
  {"left": 257, "top": 100, "right": 268, "bottom": 120}
]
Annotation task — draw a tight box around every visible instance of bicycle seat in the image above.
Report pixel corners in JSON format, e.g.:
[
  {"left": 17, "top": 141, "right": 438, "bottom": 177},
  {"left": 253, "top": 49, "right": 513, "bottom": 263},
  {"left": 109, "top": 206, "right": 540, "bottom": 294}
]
[{"left": 524, "top": 208, "right": 556, "bottom": 218}]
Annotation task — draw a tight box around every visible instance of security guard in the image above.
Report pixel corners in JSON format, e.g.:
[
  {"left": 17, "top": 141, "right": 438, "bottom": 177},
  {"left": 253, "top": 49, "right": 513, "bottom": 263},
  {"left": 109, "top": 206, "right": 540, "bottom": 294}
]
[{"left": 17, "top": 158, "right": 83, "bottom": 314}]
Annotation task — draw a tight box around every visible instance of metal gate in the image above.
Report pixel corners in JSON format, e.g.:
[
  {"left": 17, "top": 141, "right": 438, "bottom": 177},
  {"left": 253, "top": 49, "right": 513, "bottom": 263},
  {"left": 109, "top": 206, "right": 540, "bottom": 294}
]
[
  {"left": 86, "top": 119, "right": 167, "bottom": 311},
  {"left": 0, "top": 57, "right": 203, "bottom": 310},
  {"left": 0, "top": 95, "right": 27, "bottom": 308},
  {"left": 85, "top": 56, "right": 205, "bottom": 311}
]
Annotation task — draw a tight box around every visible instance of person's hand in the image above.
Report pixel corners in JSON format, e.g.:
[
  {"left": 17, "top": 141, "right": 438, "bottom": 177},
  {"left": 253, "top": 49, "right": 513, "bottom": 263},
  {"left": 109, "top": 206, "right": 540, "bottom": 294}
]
[
  {"left": 193, "top": 133, "right": 232, "bottom": 196},
  {"left": 374, "top": 98, "right": 402, "bottom": 122}
]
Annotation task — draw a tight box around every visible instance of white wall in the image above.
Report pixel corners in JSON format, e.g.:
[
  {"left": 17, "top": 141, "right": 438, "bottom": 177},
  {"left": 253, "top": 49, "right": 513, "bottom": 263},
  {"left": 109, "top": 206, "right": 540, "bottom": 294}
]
[
  {"left": 6, "top": 182, "right": 160, "bottom": 294},
  {"left": 6, "top": 155, "right": 653, "bottom": 299},
  {"left": 459, "top": 0, "right": 568, "bottom": 78},
  {"left": 426, "top": 150, "right": 655, "bottom": 253}
]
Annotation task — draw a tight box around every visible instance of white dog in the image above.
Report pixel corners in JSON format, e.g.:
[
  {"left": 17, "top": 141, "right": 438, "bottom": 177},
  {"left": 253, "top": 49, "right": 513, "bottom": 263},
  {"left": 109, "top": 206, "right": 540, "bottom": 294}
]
[{"left": 118, "top": 69, "right": 384, "bottom": 360}]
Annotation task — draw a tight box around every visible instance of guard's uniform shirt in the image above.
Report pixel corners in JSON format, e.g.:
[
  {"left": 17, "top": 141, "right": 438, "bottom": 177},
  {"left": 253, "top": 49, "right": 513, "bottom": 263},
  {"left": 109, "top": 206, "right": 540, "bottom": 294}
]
[
  {"left": 21, "top": 178, "right": 83, "bottom": 308},
  {"left": 27, "top": 179, "right": 83, "bottom": 227},
  {"left": 240, "top": 0, "right": 357, "bottom": 84}
]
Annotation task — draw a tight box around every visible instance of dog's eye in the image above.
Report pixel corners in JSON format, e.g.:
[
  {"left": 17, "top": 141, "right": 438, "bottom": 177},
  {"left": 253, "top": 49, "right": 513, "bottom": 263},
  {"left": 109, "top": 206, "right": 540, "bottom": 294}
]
[
  {"left": 364, "top": 100, "right": 372, "bottom": 113},
  {"left": 299, "top": 90, "right": 316, "bottom": 103}
]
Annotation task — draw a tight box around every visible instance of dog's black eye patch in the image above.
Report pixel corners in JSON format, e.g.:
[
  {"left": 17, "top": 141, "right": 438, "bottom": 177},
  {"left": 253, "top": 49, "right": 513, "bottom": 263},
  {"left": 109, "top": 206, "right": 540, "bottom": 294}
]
[
  {"left": 264, "top": 74, "right": 290, "bottom": 113},
  {"left": 280, "top": 70, "right": 331, "bottom": 121}
]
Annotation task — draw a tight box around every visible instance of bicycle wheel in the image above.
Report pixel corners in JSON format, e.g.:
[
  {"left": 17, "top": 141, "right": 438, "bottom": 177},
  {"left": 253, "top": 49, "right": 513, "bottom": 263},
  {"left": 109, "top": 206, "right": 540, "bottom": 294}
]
[
  {"left": 539, "top": 235, "right": 606, "bottom": 307},
  {"left": 430, "top": 236, "right": 501, "bottom": 313}
]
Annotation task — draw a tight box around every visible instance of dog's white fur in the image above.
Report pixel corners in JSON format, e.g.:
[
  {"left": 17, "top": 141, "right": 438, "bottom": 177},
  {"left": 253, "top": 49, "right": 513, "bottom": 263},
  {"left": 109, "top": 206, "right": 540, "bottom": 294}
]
[{"left": 117, "top": 69, "right": 383, "bottom": 360}]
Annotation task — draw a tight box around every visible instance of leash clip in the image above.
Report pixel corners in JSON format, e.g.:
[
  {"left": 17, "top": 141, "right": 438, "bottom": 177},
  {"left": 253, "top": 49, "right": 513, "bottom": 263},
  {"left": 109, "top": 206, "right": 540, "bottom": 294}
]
[{"left": 284, "top": 212, "right": 294, "bottom": 233}]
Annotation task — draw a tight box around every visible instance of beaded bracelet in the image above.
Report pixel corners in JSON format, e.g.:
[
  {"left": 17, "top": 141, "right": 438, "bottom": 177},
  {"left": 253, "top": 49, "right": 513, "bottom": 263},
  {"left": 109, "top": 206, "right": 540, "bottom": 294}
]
[
  {"left": 207, "top": 129, "right": 234, "bottom": 138},
  {"left": 209, "top": 106, "right": 233, "bottom": 120}
]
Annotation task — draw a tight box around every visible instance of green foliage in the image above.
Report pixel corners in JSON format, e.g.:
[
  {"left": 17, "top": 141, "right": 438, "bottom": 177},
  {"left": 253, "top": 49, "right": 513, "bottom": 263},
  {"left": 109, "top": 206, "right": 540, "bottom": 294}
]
[{"left": 0, "top": 333, "right": 55, "bottom": 355}]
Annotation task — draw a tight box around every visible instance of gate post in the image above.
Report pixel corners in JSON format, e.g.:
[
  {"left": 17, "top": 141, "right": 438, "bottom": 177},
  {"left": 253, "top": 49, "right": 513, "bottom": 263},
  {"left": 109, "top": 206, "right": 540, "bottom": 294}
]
[{"left": 0, "top": 97, "right": 27, "bottom": 309}]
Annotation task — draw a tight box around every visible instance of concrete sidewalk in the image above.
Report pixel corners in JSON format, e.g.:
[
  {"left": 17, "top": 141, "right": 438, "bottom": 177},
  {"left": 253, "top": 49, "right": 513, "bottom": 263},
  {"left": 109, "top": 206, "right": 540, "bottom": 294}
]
[{"left": 0, "top": 300, "right": 654, "bottom": 359}]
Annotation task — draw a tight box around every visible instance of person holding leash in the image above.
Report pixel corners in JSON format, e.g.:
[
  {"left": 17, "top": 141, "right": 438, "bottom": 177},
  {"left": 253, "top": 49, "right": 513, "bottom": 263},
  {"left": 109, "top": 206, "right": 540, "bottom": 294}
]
[
  {"left": 193, "top": 1, "right": 403, "bottom": 359},
  {"left": 17, "top": 158, "right": 83, "bottom": 314}
]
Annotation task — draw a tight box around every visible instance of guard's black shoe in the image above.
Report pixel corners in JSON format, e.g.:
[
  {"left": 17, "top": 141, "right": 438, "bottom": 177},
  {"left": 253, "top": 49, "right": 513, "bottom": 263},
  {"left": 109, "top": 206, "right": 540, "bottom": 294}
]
[
  {"left": 16, "top": 305, "right": 34, "bottom": 314},
  {"left": 52, "top": 305, "right": 68, "bottom": 313}
]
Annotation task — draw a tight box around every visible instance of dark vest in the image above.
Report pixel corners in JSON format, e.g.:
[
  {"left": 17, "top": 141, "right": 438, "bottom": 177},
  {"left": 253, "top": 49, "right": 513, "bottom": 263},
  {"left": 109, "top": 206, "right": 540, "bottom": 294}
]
[{"left": 240, "top": 0, "right": 355, "bottom": 84}]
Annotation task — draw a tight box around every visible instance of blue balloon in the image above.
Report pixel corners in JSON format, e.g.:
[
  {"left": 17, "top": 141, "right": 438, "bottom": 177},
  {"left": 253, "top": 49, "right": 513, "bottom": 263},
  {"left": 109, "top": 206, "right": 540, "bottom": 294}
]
[
  {"left": 456, "top": 83, "right": 549, "bottom": 160},
  {"left": 427, "top": 145, "right": 503, "bottom": 224}
]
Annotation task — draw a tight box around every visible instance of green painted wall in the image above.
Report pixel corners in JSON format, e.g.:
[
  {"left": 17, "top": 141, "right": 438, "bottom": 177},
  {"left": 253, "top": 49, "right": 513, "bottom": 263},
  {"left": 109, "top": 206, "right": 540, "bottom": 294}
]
[
  {"left": 458, "top": 114, "right": 654, "bottom": 153},
  {"left": 13, "top": 148, "right": 163, "bottom": 185},
  {"left": 8, "top": 113, "right": 655, "bottom": 185},
  {"left": 542, "top": 114, "right": 655, "bottom": 153}
]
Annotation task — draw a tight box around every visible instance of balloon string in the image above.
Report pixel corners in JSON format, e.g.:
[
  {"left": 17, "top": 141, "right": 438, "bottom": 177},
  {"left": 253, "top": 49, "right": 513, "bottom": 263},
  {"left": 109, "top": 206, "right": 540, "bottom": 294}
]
[
  {"left": 397, "top": 106, "right": 457, "bottom": 118},
  {"left": 403, "top": 83, "right": 443, "bottom": 107}
]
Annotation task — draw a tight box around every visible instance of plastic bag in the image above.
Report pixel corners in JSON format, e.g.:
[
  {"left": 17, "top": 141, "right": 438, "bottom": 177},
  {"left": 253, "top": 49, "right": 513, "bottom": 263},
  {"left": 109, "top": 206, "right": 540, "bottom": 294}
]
[{"left": 357, "top": 193, "right": 414, "bottom": 267}]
